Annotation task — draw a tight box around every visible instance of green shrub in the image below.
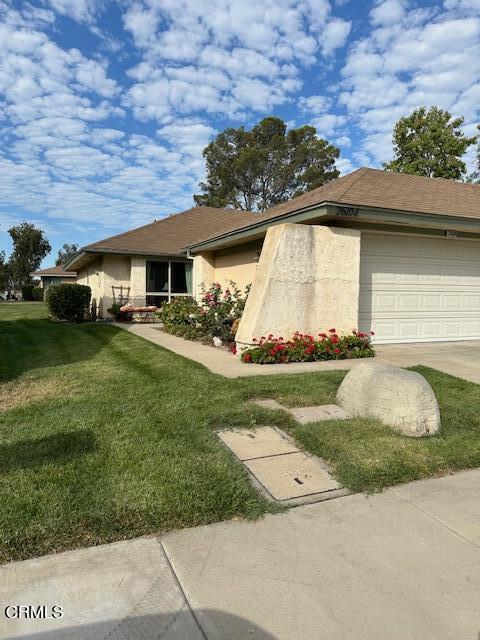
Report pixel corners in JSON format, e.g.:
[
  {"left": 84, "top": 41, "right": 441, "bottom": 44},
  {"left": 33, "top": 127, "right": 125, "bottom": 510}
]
[
  {"left": 159, "top": 282, "right": 250, "bottom": 342},
  {"left": 107, "top": 303, "right": 122, "bottom": 320},
  {"left": 241, "top": 329, "right": 375, "bottom": 364},
  {"left": 32, "top": 287, "right": 43, "bottom": 301},
  {"left": 21, "top": 284, "right": 34, "bottom": 301},
  {"left": 45, "top": 284, "right": 91, "bottom": 323}
]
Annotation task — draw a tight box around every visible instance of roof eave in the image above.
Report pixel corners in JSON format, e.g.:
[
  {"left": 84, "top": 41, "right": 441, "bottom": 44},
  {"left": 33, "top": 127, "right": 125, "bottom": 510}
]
[
  {"left": 186, "top": 204, "right": 331, "bottom": 252},
  {"left": 65, "top": 247, "right": 189, "bottom": 270},
  {"left": 187, "top": 200, "right": 480, "bottom": 253}
]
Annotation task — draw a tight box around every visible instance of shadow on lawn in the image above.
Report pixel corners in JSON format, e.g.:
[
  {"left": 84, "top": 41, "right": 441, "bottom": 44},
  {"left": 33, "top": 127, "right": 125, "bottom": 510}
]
[
  {"left": 0, "top": 430, "right": 96, "bottom": 473},
  {"left": 0, "top": 318, "right": 122, "bottom": 382}
]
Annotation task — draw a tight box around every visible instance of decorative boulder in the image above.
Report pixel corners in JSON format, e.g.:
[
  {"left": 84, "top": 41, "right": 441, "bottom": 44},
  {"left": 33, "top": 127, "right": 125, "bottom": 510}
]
[
  {"left": 336, "top": 361, "right": 440, "bottom": 437},
  {"left": 212, "top": 336, "right": 223, "bottom": 348}
]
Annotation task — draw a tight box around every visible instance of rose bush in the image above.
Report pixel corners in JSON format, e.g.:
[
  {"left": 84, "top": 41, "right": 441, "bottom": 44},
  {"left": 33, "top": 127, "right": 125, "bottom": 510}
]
[
  {"left": 240, "top": 329, "right": 374, "bottom": 364},
  {"left": 159, "top": 281, "right": 250, "bottom": 343}
]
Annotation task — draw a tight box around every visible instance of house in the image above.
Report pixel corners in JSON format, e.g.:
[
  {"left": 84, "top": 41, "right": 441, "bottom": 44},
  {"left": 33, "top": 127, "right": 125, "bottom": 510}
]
[
  {"left": 31, "top": 265, "right": 77, "bottom": 289},
  {"left": 65, "top": 168, "right": 480, "bottom": 345}
]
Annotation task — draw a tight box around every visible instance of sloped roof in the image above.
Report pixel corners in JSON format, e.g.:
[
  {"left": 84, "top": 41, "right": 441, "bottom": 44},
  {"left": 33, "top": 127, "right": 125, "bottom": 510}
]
[
  {"left": 81, "top": 206, "right": 257, "bottom": 255},
  {"left": 32, "top": 265, "right": 77, "bottom": 276},
  {"left": 186, "top": 168, "right": 480, "bottom": 248}
]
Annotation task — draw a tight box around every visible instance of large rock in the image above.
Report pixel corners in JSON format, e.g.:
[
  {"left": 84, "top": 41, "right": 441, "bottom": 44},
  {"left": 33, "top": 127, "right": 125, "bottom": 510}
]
[{"left": 336, "top": 361, "right": 440, "bottom": 437}]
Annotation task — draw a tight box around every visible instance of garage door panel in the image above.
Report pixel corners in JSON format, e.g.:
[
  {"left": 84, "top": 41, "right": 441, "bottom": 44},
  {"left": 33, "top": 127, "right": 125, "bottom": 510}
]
[{"left": 359, "top": 234, "right": 480, "bottom": 343}]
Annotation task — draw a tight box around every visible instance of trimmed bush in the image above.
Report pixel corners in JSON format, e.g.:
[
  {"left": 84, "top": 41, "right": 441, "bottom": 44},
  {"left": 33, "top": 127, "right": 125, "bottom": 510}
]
[
  {"left": 45, "top": 284, "right": 91, "bottom": 323},
  {"left": 33, "top": 287, "right": 44, "bottom": 301},
  {"left": 21, "top": 284, "right": 34, "bottom": 301}
]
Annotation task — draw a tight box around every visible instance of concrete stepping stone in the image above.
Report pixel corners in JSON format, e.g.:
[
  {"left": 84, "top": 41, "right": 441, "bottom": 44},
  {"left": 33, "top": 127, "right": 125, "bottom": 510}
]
[
  {"left": 253, "top": 398, "right": 351, "bottom": 424},
  {"left": 245, "top": 452, "right": 341, "bottom": 501},
  {"left": 288, "top": 404, "right": 351, "bottom": 424},
  {"left": 218, "top": 427, "right": 344, "bottom": 503},
  {"left": 217, "top": 426, "right": 298, "bottom": 460}
]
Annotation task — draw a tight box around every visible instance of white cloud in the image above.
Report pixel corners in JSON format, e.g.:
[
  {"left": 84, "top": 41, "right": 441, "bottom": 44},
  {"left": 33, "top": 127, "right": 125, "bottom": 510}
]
[
  {"left": 299, "top": 94, "right": 331, "bottom": 114},
  {"left": 123, "top": 0, "right": 350, "bottom": 121},
  {"left": 339, "top": 2, "right": 480, "bottom": 166},
  {"left": 322, "top": 18, "right": 351, "bottom": 55},
  {"left": 44, "top": 0, "right": 98, "bottom": 23},
  {"left": 370, "top": 0, "right": 405, "bottom": 26},
  {"left": 311, "top": 113, "right": 347, "bottom": 136}
]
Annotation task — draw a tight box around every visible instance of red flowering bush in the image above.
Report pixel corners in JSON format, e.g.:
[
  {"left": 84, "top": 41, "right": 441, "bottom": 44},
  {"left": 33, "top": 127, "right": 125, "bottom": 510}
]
[{"left": 240, "top": 328, "right": 374, "bottom": 364}]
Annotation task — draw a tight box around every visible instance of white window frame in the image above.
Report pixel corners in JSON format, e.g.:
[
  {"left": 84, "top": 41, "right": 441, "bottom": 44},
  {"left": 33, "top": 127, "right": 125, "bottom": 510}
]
[{"left": 146, "top": 260, "right": 192, "bottom": 303}]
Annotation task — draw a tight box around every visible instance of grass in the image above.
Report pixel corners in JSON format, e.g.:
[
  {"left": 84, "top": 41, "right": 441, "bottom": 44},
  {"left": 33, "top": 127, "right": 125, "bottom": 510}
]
[{"left": 1, "top": 303, "right": 480, "bottom": 563}]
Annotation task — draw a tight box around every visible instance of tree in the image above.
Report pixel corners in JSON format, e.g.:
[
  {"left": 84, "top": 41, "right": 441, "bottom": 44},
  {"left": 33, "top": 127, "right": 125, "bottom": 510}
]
[
  {"left": 194, "top": 116, "right": 340, "bottom": 211},
  {"left": 0, "top": 251, "right": 6, "bottom": 293},
  {"left": 7, "top": 223, "right": 51, "bottom": 288},
  {"left": 466, "top": 124, "right": 480, "bottom": 184},
  {"left": 56, "top": 243, "right": 79, "bottom": 266},
  {"left": 384, "top": 106, "right": 477, "bottom": 180}
]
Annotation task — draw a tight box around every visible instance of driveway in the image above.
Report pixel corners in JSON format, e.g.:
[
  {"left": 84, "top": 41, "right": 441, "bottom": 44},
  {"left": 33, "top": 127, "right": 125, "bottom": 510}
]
[
  {"left": 2, "top": 469, "right": 480, "bottom": 640},
  {"left": 376, "top": 340, "right": 480, "bottom": 384}
]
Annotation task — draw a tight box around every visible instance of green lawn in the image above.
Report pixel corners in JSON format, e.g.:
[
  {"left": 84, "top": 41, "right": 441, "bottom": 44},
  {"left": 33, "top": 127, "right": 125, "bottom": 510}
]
[{"left": 1, "top": 303, "right": 480, "bottom": 563}]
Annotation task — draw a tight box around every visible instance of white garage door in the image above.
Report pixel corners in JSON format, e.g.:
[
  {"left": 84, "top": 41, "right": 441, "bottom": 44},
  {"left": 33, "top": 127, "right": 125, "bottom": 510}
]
[{"left": 359, "top": 233, "right": 480, "bottom": 343}]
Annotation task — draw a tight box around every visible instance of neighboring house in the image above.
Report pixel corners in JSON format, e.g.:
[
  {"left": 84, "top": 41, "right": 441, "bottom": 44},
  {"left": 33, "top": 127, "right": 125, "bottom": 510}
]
[
  {"left": 65, "top": 168, "right": 480, "bottom": 345},
  {"left": 31, "top": 265, "right": 77, "bottom": 288}
]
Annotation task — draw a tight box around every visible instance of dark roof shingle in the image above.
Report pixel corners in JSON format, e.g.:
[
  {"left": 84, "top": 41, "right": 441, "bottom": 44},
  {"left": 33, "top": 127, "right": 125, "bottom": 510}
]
[
  {"left": 83, "top": 206, "right": 257, "bottom": 255},
  {"left": 187, "top": 168, "right": 480, "bottom": 247},
  {"left": 32, "top": 265, "right": 77, "bottom": 276}
]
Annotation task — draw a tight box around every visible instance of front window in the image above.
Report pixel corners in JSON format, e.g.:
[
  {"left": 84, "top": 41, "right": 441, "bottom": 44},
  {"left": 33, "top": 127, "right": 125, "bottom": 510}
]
[{"left": 146, "top": 260, "right": 192, "bottom": 305}]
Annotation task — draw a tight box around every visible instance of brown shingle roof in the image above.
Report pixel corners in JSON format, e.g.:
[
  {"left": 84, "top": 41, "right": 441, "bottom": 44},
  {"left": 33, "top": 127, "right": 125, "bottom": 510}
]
[
  {"left": 32, "top": 265, "right": 77, "bottom": 276},
  {"left": 82, "top": 206, "right": 257, "bottom": 255},
  {"left": 187, "top": 168, "right": 480, "bottom": 247}
]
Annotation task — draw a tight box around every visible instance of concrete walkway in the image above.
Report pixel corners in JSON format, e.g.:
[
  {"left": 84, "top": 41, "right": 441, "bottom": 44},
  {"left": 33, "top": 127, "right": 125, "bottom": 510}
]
[
  {"left": 2, "top": 469, "right": 480, "bottom": 639},
  {"left": 117, "top": 323, "right": 480, "bottom": 382}
]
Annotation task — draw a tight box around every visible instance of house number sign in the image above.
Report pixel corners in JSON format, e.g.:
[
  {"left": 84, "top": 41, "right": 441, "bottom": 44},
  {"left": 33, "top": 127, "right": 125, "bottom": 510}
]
[{"left": 336, "top": 206, "right": 359, "bottom": 217}]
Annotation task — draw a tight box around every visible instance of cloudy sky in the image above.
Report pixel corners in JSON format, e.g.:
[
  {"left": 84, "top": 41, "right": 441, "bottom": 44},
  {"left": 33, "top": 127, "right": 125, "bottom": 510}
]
[{"left": 1, "top": 0, "right": 479, "bottom": 266}]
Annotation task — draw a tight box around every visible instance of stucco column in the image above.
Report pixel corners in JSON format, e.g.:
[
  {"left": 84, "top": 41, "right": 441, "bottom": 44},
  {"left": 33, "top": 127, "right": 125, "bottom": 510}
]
[
  {"left": 235, "top": 223, "right": 361, "bottom": 348},
  {"left": 130, "top": 257, "right": 146, "bottom": 306},
  {"left": 193, "top": 251, "right": 215, "bottom": 301}
]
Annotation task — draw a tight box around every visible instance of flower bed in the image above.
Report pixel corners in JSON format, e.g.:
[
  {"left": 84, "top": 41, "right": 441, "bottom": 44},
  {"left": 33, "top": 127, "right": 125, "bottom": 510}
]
[
  {"left": 159, "top": 281, "right": 250, "bottom": 343},
  {"left": 240, "top": 329, "right": 374, "bottom": 364}
]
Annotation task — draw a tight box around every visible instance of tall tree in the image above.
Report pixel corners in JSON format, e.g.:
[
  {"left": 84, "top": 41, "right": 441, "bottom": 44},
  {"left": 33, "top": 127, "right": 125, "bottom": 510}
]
[
  {"left": 384, "top": 106, "right": 477, "bottom": 180},
  {"left": 194, "top": 116, "right": 340, "bottom": 211},
  {"left": 0, "top": 251, "right": 6, "bottom": 293},
  {"left": 56, "top": 243, "right": 79, "bottom": 266},
  {"left": 7, "top": 223, "right": 51, "bottom": 288},
  {"left": 466, "top": 124, "right": 480, "bottom": 184}
]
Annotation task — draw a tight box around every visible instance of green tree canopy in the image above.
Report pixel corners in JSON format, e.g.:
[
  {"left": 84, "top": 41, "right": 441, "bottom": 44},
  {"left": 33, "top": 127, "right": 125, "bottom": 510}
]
[
  {"left": 384, "top": 106, "right": 477, "bottom": 180},
  {"left": 56, "top": 243, "right": 79, "bottom": 266},
  {"left": 194, "top": 116, "right": 340, "bottom": 211},
  {"left": 0, "top": 251, "right": 6, "bottom": 292},
  {"left": 7, "top": 223, "right": 51, "bottom": 287}
]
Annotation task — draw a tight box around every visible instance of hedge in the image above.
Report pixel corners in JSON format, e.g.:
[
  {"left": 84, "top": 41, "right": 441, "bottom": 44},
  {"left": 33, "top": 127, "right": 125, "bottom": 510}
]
[{"left": 45, "top": 284, "right": 91, "bottom": 323}]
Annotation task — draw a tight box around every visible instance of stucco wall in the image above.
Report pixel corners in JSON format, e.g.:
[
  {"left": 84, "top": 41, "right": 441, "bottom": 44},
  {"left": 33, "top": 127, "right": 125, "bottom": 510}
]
[
  {"left": 193, "top": 252, "right": 215, "bottom": 300},
  {"left": 213, "top": 240, "right": 262, "bottom": 292},
  {"left": 102, "top": 255, "right": 131, "bottom": 313},
  {"left": 130, "top": 257, "right": 146, "bottom": 307},
  {"left": 193, "top": 241, "right": 262, "bottom": 299},
  {"left": 235, "top": 223, "right": 361, "bottom": 347},
  {"left": 76, "top": 257, "right": 103, "bottom": 313}
]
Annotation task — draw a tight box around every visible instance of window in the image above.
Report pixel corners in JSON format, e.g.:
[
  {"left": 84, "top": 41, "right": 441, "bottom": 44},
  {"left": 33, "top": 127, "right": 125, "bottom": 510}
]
[{"left": 146, "top": 260, "right": 192, "bottom": 303}]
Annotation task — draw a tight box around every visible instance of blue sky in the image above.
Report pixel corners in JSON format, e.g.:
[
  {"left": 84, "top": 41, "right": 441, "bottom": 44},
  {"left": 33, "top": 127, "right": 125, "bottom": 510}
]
[{"left": 1, "top": 0, "right": 479, "bottom": 267}]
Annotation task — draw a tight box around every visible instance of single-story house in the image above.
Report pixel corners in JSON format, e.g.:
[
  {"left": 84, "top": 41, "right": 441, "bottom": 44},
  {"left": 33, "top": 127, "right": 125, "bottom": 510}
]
[
  {"left": 65, "top": 167, "right": 480, "bottom": 345},
  {"left": 31, "top": 265, "right": 77, "bottom": 288}
]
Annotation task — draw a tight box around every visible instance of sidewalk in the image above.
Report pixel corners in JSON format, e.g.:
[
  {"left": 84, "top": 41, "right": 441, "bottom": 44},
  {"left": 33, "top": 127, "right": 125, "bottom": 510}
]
[
  {"left": 2, "top": 469, "right": 479, "bottom": 639},
  {"left": 116, "top": 323, "right": 480, "bottom": 382}
]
